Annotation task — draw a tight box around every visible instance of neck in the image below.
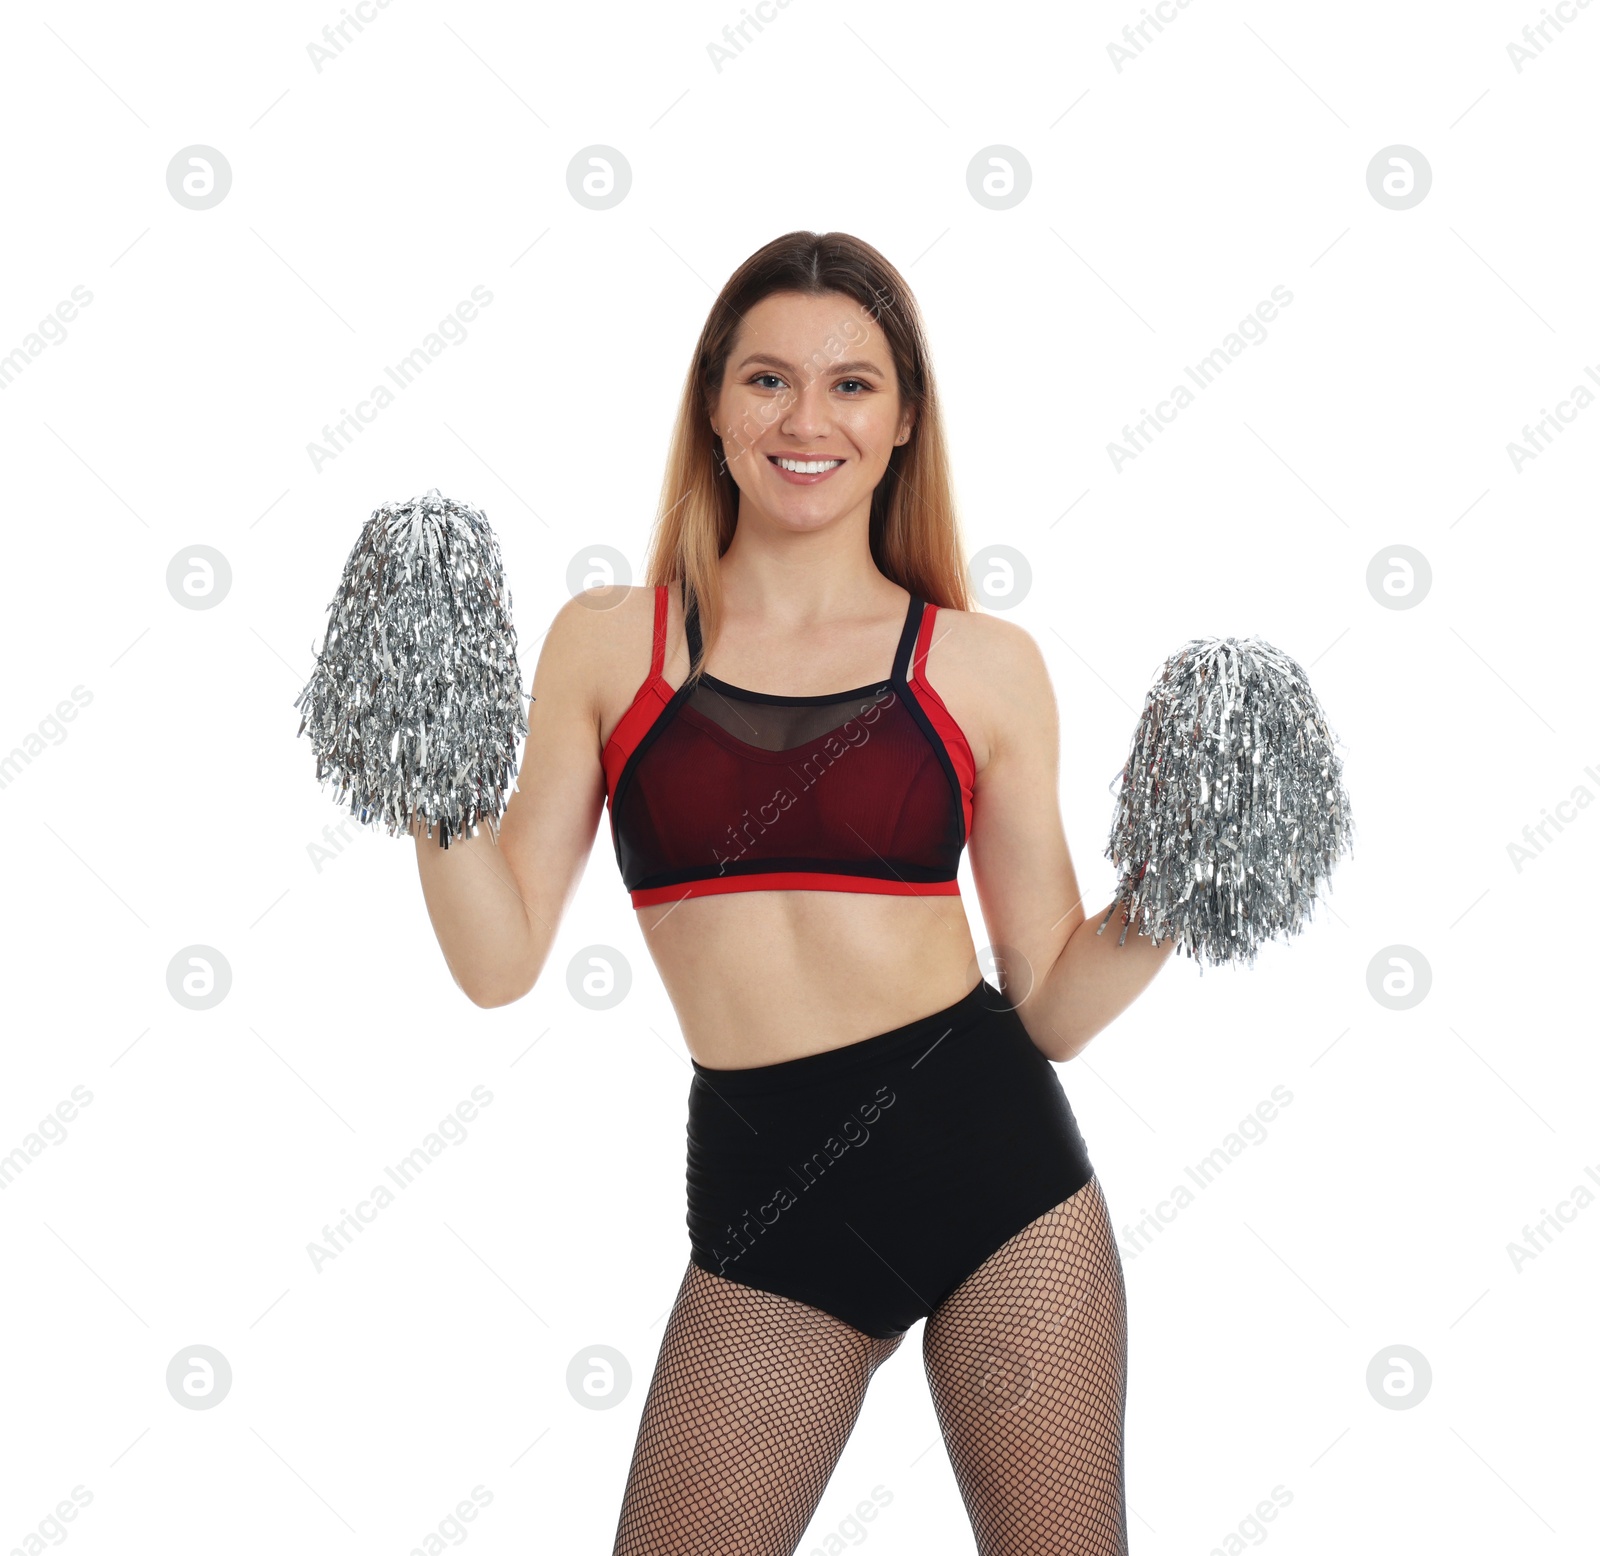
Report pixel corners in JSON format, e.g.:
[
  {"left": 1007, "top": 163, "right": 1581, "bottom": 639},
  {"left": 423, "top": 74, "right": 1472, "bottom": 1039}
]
[{"left": 713, "top": 500, "right": 892, "bottom": 629}]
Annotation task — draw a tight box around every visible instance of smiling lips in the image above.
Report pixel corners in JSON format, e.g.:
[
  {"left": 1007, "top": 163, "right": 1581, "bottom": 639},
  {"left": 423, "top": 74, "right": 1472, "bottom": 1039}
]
[{"left": 767, "top": 453, "right": 844, "bottom": 484}]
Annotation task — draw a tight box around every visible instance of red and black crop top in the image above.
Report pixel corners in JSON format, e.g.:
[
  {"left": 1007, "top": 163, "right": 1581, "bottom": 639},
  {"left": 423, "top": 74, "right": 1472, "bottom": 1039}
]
[{"left": 602, "top": 583, "right": 977, "bottom": 908}]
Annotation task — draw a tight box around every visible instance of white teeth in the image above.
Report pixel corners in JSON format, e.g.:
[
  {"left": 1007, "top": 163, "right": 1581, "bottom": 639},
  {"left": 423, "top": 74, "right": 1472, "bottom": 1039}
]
[{"left": 775, "top": 457, "right": 842, "bottom": 474}]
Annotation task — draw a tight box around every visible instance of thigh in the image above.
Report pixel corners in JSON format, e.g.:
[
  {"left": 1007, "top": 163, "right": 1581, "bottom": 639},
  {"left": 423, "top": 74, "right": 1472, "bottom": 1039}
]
[
  {"left": 920, "top": 1175, "right": 1129, "bottom": 1556},
  {"left": 612, "top": 1260, "right": 904, "bottom": 1556}
]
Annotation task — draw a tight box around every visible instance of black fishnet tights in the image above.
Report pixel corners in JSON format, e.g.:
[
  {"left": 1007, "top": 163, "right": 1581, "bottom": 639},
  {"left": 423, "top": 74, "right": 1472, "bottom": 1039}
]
[
  {"left": 611, "top": 1174, "right": 1127, "bottom": 1555},
  {"left": 923, "top": 1175, "right": 1129, "bottom": 1554}
]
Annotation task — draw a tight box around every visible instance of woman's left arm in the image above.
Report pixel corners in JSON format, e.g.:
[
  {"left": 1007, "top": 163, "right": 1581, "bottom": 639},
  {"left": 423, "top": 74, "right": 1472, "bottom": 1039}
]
[{"left": 957, "top": 614, "right": 1175, "bottom": 1063}]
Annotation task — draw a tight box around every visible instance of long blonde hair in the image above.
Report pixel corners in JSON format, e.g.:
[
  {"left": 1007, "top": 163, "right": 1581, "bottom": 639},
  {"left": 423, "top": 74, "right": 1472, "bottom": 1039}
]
[{"left": 642, "top": 230, "right": 973, "bottom": 682}]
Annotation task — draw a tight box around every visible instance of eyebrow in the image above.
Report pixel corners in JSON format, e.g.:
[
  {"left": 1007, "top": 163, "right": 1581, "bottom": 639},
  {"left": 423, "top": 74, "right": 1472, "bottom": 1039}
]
[{"left": 735, "top": 353, "right": 886, "bottom": 378}]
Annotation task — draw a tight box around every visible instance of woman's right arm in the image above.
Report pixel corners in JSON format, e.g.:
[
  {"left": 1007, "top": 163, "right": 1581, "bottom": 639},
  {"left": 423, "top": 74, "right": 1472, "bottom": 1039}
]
[{"left": 409, "top": 592, "right": 613, "bottom": 1008}]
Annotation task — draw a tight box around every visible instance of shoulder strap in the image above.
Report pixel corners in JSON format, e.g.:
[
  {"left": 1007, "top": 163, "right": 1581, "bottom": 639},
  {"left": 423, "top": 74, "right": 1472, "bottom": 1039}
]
[
  {"left": 683, "top": 578, "right": 703, "bottom": 664},
  {"left": 894, "top": 595, "right": 928, "bottom": 683},
  {"left": 649, "top": 584, "right": 668, "bottom": 679},
  {"left": 908, "top": 600, "right": 941, "bottom": 685}
]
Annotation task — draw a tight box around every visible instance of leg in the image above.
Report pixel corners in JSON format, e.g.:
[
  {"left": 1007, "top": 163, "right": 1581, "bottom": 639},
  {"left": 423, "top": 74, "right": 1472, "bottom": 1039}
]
[
  {"left": 921, "top": 1174, "right": 1129, "bottom": 1556},
  {"left": 612, "top": 1260, "right": 905, "bottom": 1555}
]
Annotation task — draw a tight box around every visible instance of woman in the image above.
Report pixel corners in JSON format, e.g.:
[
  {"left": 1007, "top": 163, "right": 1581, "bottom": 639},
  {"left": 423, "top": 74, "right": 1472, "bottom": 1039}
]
[{"left": 411, "top": 231, "right": 1174, "bottom": 1555}]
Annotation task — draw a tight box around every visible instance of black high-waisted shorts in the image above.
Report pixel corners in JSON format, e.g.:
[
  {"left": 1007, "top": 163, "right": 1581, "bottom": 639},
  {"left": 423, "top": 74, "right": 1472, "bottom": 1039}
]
[{"left": 685, "top": 978, "right": 1097, "bottom": 1339}]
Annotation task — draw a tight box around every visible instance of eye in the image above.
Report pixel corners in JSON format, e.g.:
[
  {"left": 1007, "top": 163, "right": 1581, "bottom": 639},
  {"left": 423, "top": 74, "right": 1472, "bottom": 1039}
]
[
  {"left": 749, "top": 372, "right": 786, "bottom": 389},
  {"left": 837, "top": 378, "right": 870, "bottom": 394}
]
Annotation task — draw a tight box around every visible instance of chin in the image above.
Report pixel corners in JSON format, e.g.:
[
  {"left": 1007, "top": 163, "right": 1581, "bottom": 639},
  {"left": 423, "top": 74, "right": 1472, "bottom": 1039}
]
[{"left": 751, "top": 500, "right": 850, "bottom": 533}]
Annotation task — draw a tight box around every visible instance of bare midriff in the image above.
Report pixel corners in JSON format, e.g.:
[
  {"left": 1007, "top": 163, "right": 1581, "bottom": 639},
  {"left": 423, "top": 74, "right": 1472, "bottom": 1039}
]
[{"left": 637, "top": 887, "right": 979, "bottom": 1069}]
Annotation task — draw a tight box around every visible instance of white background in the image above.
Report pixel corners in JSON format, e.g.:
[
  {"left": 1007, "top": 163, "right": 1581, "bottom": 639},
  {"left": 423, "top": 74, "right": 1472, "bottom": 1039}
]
[{"left": 1, "top": 1, "right": 1594, "bottom": 1552}]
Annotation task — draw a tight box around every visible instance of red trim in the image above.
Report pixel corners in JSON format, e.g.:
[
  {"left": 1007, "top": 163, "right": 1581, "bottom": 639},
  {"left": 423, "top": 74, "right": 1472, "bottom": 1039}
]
[
  {"left": 907, "top": 603, "right": 977, "bottom": 838},
  {"left": 602, "top": 584, "right": 672, "bottom": 802},
  {"left": 648, "top": 580, "right": 667, "bottom": 677},
  {"left": 629, "top": 872, "right": 961, "bottom": 909}
]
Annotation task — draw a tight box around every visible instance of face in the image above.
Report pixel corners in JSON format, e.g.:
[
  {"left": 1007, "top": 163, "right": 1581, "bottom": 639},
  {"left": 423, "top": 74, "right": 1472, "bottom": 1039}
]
[{"left": 709, "top": 290, "right": 914, "bottom": 533}]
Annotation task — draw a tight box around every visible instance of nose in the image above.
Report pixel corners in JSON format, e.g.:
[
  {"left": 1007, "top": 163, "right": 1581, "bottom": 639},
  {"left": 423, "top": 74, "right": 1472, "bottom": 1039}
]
[{"left": 778, "top": 379, "right": 837, "bottom": 441}]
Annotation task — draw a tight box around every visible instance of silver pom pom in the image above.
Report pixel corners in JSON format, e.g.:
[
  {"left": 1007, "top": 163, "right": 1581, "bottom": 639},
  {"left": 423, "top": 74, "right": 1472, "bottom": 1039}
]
[
  {"left": 1096, "top": 636, "right": 1354, "bottom": 970},
  {"left": 294, "top": 487, "right": 529, "bottom": 848}
]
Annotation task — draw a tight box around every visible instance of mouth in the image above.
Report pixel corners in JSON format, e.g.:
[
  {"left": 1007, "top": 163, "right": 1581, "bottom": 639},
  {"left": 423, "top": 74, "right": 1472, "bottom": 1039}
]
[{"left": 767, "top": 453, "right": 845, "bottom": 485}]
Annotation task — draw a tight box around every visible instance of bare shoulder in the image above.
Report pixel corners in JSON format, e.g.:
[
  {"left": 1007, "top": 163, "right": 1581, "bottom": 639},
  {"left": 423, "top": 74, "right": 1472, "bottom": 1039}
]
[
  {"left": 544, "top": 583, "right": 675, "bottom": 749},
  {"left": 921, "top": 604, "right": 1056, "bottom": 774}
]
